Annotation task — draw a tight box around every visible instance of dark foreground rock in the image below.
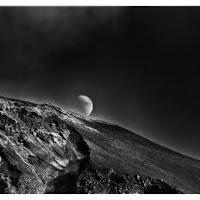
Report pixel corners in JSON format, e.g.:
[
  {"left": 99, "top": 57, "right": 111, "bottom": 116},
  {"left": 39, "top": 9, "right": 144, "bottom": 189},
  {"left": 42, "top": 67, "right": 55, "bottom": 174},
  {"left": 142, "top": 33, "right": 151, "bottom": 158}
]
[
  {"left": 0, "top": 96, "right": 198, "bottom": 193},
  {"left": 76, "top": 163, "right": 180, "bottom": 194}
]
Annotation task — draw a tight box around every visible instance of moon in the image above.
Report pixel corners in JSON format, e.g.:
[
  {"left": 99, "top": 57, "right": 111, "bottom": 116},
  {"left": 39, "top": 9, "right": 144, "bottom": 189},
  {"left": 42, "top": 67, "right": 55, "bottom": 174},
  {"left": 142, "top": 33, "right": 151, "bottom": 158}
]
[{"left": 77, "top": 95, "right": 93, "bottom": 116}]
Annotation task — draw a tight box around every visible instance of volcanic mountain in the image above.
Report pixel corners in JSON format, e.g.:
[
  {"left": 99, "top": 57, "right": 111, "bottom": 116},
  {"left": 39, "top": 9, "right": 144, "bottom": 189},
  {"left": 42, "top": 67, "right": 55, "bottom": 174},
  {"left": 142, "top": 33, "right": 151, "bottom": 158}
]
[{"left": 0, "top": 96, "right": 199, "bottom": 194}]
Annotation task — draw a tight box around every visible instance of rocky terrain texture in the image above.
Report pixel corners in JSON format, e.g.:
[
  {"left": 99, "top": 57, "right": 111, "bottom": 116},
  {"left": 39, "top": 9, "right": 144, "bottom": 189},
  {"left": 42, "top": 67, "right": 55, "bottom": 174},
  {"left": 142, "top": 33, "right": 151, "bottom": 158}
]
[{"left": 0, "top": 96, "right": 199, "bottom": 193}]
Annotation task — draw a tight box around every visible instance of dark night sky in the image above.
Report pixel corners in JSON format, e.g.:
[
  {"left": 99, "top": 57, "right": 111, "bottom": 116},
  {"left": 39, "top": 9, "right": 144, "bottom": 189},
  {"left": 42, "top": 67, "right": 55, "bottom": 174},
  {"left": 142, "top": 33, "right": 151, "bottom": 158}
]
[{"left": 0, "top": 7, "right": 200, "bottom": 159}]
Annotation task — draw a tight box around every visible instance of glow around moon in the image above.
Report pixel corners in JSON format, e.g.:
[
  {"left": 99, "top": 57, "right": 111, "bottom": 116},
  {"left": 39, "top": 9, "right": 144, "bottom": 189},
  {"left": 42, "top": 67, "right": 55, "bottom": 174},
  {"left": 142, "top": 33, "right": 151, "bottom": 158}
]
[{"left": 77, "top": 95, "right": 93, "bottom": 116}]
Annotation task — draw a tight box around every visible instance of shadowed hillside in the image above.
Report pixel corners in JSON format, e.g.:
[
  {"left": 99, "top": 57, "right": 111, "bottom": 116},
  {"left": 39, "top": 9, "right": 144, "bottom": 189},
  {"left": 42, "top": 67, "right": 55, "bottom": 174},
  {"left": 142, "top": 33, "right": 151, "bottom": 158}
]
[{"left": 0, "top": 96, "right": 199, "bottom": 193}]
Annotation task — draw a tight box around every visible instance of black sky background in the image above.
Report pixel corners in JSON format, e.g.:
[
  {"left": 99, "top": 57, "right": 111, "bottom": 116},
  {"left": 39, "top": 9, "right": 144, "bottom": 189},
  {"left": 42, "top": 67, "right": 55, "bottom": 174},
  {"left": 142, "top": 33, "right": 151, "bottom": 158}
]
[{"left": 0, "top": 7, "right": 200, "bottom": 159}]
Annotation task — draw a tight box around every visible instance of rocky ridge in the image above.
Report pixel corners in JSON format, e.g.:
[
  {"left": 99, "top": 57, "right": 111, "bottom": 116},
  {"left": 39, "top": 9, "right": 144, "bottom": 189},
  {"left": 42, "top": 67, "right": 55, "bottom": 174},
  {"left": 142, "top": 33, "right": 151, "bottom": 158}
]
[{"left": 0, "top": 96, "right": 192, "bottom": 193}]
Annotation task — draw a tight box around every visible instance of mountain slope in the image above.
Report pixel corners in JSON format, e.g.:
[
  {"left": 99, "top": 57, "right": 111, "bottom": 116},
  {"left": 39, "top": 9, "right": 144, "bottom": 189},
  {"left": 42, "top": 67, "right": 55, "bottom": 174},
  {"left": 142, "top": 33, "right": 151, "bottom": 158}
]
[
  {"left": 66, "top": 114, "right": 200, "bottom": 193},
  {"left": 0, "top": 96, "right": 199, "bottom": 193}
]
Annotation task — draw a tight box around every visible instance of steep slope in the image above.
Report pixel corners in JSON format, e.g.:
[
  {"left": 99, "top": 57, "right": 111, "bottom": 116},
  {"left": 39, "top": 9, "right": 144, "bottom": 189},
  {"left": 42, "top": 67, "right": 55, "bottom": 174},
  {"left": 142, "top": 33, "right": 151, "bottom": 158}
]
[
  {"left": 0, "top": 96, "right": 199, "bottom": 193},
  {"left": 65, "top": 115, "right": 200, "bottom": 193}
]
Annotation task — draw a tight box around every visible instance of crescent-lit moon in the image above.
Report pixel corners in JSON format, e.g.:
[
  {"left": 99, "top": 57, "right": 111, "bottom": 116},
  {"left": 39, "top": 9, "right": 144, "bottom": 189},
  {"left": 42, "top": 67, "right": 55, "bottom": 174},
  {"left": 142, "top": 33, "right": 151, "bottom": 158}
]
[{"left": 77, "top": 95, "right": 93, "bottom": 116}]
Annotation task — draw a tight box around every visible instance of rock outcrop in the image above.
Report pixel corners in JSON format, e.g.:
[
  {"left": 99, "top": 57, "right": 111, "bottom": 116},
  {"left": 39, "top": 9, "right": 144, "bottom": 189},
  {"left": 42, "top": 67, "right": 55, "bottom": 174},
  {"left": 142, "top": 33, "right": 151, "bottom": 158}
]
[
  {"left": 0, "top": 97, "right": 89, "bottom": 193},
  {"left": 0, "top": 96, "right": 198, "bottom": 193}
]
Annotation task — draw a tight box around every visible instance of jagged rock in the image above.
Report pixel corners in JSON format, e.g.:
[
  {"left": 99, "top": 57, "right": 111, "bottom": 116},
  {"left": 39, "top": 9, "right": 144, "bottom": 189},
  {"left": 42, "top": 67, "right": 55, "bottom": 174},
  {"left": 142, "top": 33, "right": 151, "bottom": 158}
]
[
  {"left": 0, "top": 96, "right": 90, "bottom": 193},
  {"left": 0, "top": 96, "right": 199, "bottom": 193}
]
